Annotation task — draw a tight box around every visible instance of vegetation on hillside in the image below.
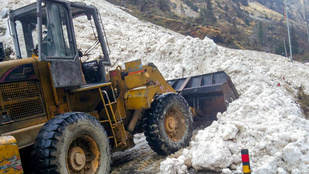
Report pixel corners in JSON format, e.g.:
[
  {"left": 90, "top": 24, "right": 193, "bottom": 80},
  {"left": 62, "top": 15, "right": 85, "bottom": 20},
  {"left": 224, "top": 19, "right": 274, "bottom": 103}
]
[
  {"left": 106, "top": 0, "right": 309, "bottom": 62},
  {"left": 298, "top": 86, "right": 309, "bottom": 119},
  {"left": 183, "top": 0, "right": 198, "bottom": 12}
]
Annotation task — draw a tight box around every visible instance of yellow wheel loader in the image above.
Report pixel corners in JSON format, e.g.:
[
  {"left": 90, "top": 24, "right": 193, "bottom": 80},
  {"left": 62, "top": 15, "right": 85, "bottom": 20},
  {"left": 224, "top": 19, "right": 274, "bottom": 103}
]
[{"left": 0, "top": 0, "right": 238, "bottom": 173}]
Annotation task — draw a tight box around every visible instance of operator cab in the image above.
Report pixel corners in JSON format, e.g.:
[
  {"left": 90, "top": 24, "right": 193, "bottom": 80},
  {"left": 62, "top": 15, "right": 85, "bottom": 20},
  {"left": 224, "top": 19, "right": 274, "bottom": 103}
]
[{"left": 9, "top": 0, "right": 111, "bottom": 87}]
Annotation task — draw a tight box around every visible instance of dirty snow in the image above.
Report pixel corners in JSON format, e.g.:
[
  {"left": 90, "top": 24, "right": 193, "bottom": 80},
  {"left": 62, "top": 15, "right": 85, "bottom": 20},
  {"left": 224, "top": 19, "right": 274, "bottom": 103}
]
[{"left": 2, "top": 0, "right": 309, "bottom": 173}]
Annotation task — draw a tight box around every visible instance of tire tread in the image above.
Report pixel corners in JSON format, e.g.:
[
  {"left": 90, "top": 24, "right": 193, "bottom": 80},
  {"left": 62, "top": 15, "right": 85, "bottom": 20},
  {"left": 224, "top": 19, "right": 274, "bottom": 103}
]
[
  {"left": 143, "top": 93, "right": 193, "bottom": 155},
  {"left": 31, "top": 112, "right": 109, "bottom": 174}
]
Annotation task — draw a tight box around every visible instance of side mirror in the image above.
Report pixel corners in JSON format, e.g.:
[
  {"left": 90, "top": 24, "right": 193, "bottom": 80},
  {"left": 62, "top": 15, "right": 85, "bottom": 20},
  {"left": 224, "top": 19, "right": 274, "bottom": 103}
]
[
  {"left": 1, "top": 8, "right": 9, "bottom": 19},
  {"left": 0, "top": 42, "right": 5, "bottom": 62}
]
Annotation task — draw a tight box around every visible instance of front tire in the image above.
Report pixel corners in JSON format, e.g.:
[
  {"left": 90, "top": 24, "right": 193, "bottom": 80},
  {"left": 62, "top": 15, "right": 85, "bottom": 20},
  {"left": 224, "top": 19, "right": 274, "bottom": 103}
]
[
  {"left": 32, "top": 112, "right": 110, "bottom": 174},
  {"left": 143, "top": 93, "right": 193, "bottom": 155}
]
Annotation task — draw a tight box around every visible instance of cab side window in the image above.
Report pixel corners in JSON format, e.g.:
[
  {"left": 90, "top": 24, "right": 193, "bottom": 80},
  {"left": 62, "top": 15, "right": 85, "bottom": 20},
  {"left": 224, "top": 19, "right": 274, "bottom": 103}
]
[{"left": 43, "top": 3, "right": 74, "bottom": 58}]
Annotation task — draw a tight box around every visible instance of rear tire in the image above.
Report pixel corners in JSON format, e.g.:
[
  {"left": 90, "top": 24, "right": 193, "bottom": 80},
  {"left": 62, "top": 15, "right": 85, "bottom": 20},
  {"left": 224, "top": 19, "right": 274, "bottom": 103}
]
[
  {"left": 31, "top": 112, "right": 110, "bottom": 174},
  {"left": 143, "top": 93, "right": 193, "bottom": 155}
]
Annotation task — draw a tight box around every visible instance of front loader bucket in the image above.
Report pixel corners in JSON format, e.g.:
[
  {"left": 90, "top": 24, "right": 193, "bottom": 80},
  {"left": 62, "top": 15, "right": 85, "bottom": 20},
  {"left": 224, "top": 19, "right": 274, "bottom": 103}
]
[{"left": 168, "top": 71, "right": 238, "bottom": 120}]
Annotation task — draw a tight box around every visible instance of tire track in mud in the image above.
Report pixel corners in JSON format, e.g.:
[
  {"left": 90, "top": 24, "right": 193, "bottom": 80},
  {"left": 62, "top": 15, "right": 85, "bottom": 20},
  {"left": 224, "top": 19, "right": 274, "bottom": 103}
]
[
  {"left": 111, "top": 134, "right": 165, "bottom": 173},
  {"left": 111, "top": 123, "right": 219, "bottom": 174}
]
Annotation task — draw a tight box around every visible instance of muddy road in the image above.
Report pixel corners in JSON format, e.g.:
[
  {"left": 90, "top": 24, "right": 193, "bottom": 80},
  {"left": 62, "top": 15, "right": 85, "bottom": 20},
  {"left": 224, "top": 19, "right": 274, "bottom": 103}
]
[
  {"left": 111, "top": 125, "right": 220, "bottom": 174},
  {"left": 111, "top": 134, "right": 164, "bottom": 173}
]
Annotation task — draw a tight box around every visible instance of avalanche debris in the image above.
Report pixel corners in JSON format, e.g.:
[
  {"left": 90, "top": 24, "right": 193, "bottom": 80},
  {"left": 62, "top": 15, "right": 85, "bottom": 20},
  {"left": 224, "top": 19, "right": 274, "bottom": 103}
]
[{"left": 2, "top": 0, "right": 309, "bottom": 173}]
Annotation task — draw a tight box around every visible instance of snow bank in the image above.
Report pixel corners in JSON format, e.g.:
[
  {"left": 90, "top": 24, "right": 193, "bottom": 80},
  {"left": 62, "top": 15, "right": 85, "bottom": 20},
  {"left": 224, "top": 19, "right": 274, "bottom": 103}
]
[
  {"left": 2, "top": 0, "right": 309, "bottom": 173},
  {"left": 160, "top": 49, "right": 309, "bottom": 173},
  {"left": 1, "top": 0, "right": 36, "bottom": 47},
  {"left": 86, "top": 2, "right": 309, "bottom": 171}
]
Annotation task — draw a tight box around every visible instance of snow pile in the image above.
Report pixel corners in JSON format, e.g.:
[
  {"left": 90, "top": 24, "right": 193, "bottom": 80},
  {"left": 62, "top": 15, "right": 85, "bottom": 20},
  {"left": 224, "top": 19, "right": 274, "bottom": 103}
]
[
  {"left": 1, "top": 0, "right": 36, "bottom": 47},
  {"left": 2, "top": 0, "right": 309, "bottom": 173},
  {"left": 160, "top": 50, "right": 309, "bottom": 173}
]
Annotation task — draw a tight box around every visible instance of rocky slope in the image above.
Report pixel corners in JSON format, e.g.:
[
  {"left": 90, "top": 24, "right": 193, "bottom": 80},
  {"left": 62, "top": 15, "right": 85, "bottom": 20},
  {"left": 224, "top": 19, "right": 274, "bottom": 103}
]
[{"left": 106, "top": 0, "right": 309, "bottom": 62}]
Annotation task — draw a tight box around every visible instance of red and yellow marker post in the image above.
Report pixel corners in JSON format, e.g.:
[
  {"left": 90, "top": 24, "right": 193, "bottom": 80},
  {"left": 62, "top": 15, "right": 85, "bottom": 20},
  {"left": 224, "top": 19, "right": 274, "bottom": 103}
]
[{"left": 241, "top": 149, "right": 251, "bottom": 174}]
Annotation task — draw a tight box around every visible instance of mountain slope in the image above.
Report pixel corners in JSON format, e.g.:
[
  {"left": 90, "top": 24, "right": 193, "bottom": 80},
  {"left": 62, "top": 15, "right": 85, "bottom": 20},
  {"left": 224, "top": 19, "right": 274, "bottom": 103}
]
[{"left": 106, "top": 0, "right": 309, "bottom": 62}]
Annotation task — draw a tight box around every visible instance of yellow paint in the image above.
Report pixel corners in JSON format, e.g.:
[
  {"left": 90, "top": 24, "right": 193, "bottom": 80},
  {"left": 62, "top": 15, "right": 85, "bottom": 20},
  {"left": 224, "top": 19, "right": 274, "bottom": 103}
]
[
  {"left": 125, "top": 85, "right": 159, "bottom": 110},
  {"left": 108, "top": 59, "right": 178, "bottom": 150},
  {"left": 2, "top": 123, "right": 45, "bottom": 149},
  {"left": 125, "top": 59, "right": 142, "bottom": 73},
  {"left": 0, "top": 58, "right": 37, "bottom": 79},
  {"left": 49, "top": 103, "right": 69, "bottom": 117},
  {"left": 87, "top": 110, "right": 100, "bottom": 120},
  {"left": 143, "top": 65, "right": 176, "bottom": 94},
  {"left": 124, "top": 73, "right": 147, "bottom": 89},
  {"left": 116, "top": 97, "right": 126, "bottom": 119},
  {"left": 110, "top": 60, "right": 176, "bottom": 111},
  {"left": 49, "top": 63, "right": 60, "bottom": 106},
  {"left": 243, "top": 165, "right": 251, "bottom": 173},
  {"left": 69, "top": 83, "right": 112, "bottom": 93},
  {"left": 0, "top": 136, "right": 23, "bottom": 174},
  {"left": 36, "top": 59, "right": 55, "bottom": 121}
]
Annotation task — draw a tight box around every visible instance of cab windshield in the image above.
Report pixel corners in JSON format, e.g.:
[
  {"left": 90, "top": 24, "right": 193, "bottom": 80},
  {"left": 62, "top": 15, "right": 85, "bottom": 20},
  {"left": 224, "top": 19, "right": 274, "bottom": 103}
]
[
  {"left": 10, "top": 1, "right": 110, "bottom": 65},
  {"left": 11, "top": 2, "right": 74, "bottom": 59}
]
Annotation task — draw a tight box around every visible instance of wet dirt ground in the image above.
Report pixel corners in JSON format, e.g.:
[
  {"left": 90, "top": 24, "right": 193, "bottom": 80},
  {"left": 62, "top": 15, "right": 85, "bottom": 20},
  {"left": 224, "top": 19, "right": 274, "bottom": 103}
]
[
  {"left": 111, "top": 133, "right": 164, "bottom": 174},
  {"left": 111, "top": 122, "right": 220, "bottom": 174}
]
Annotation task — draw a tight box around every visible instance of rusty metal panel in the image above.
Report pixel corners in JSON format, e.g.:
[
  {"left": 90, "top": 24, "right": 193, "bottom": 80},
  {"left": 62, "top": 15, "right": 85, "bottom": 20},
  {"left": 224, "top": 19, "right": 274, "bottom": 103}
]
[
  {"left": 125, "top": 59, "right": 143, "bottom": 73},
  {"left": 49, "top": 103, "right": 69, "bottom": 117},
  {"left": 50, "top": 60, "right": 85, "bottom": 88}
]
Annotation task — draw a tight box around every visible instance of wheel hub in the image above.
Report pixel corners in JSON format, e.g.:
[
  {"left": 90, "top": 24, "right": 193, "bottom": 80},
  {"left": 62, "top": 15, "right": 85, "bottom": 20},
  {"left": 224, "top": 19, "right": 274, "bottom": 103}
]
[
  {"left": 68, "top": 146, "right": 86, "bottom": 172},
  {"left": 164, "top": 107, "right": 186, "bottom": 142},
  {"left": 165, "top": 117, "right": 176, "bottom": 132},
  {"left": 67, "top": 135, "right": 101, "bottom": 173}
]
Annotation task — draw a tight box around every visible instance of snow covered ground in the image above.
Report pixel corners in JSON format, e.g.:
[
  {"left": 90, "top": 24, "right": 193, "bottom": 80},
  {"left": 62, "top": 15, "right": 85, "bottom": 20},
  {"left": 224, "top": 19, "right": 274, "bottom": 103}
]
[{"left": 2, "top": 0, "right": 309, "bottom": 173}]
